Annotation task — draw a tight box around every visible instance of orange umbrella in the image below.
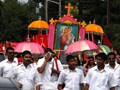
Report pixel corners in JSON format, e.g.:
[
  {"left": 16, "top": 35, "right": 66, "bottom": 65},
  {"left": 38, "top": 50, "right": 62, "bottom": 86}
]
[
  {"left": 28, "top": 20, "right": 49, "bottom": 30},
  {"left": 86, "top": 24, "right": 104, "bottom": 34}
]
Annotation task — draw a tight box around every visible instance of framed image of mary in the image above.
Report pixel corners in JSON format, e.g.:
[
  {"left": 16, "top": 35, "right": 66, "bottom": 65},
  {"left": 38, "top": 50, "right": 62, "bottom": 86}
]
[{"left": 54, "top": 23, "right": 79, "bottom": 51}]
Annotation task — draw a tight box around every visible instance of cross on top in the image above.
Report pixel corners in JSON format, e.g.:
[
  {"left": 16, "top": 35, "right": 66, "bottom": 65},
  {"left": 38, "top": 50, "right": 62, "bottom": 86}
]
[
  {"left": 81, "top": 21, "right": 86, "bottom": 27},
  {"left": 49, "top": 18, "right": 55, "bottom": 25},
  {"left": 65, "top": 3, "right": 73, "bottom": 16}
]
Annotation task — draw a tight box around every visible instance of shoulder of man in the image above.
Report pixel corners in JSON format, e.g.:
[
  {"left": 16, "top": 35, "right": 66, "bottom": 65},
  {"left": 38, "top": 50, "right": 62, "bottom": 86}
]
[
  {"left": 38, "top": 57, "right": 45, "bottom": 61},
  {"left": 87, "top": 66, "right": 97, "bottom": 74},
  {"left": 0, "top": 59, "right": 7, "bottom": 64},
  {"left": 76, "top": 68, "right": 84, "bottom": 73}
]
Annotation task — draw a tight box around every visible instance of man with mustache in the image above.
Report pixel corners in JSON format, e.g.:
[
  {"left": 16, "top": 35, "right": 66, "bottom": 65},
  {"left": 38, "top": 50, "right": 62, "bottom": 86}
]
[
  {"left": 106, "top": 52, "right": 120, "bottom": 90},
  {"left": 12, "top": 50, "right": 42, "bottom": 90}
]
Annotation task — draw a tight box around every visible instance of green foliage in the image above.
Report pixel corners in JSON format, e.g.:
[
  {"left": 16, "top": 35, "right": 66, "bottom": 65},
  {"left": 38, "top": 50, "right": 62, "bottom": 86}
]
[
  {"left": 33, "top": 0, "right": 44, "bottom": 3},
  {"left": 0, "top": 0, "right": 37, "bottom": 42}
]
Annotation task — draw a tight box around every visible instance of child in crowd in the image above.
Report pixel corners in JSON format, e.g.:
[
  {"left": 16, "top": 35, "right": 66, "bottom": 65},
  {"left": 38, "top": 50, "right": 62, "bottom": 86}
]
[
  {"left": 74, "top": 55, "right": 83, "bottom": 70},
  {"left": 58, "top": 55, "right": 84, "bottom": 90},
  {"left": 85, "top": 53, "right": 117, "bottom": 90},
  {"left": 83, "top": 56, "right": 96, "bottom": 76}
]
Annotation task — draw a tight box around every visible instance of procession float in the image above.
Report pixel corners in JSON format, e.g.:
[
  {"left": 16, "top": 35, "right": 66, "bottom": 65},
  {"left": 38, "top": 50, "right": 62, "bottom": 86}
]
[{"left": 0, "top": 3, "right": 112, "bottom": 62}]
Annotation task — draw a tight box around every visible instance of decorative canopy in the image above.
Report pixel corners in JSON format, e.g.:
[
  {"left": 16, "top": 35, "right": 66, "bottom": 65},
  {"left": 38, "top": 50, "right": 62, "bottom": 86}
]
[
  {"left": 28, "top": 20, "right": 49, "bottom": 30},
  {"left": 85, "top": 24, "right": 104, "bottom": 34}
]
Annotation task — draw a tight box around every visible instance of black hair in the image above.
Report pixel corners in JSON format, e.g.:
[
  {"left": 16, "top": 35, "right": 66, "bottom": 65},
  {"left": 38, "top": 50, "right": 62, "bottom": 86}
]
[
  {"left": 107, "top": 52, "right": 116, "bottom": 57},
  {"left": 52, "top": 52, "right": 58, "bottom": 59},
  {"left": 97, "top": 53, "right": 107, "bottom": 61},
  {"left": 6, "top": 47, "right": 14, "bottom": 53},
  {"left": 117, "top": 52, "right": 120, "bottom": 56},
  {"left": 88, "top": 56, "right": 94, "bottom": 60},
  {"left": 74, "top": 55, "right": 80, "bottom": 65},
  {"left": 44, "top": 48, "right": 53, "bottom": 54},
  {"left": 95, "top": 54, "right": 98, "bottom": 59},
  {"left": 66, "top": 55, "right": 74, "bottom": 62},
  {"left": 22, "top": 50, "right": 32, "bottom": 57},
  {"left": 16, "top": 53, "right": 22, "bottom": 58},
  {"left": 87, "top": 55, "right": 96, "bottom": 66}
]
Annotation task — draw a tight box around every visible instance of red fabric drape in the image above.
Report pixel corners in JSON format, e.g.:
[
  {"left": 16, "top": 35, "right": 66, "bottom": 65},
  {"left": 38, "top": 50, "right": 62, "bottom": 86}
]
[
  {"left": 31, "top": 34, "right": 48, "bottom": 48},
  {"left": 103, "top": 34, "right": 112, "bottom": 48}
]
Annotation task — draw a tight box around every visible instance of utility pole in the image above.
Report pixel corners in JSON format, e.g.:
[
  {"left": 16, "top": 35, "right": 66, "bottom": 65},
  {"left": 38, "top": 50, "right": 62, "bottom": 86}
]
[
  {"left": 45, "top": 0, "right": 61, "bottom": 22},
  {"left": 45, "top": 0, "right": 48, "bottom": 22},
  {"left": 100, "top": 0, "right": 110, "bottom": 27},
  {"left": 59, "top": 0, "right": 61, "bottom": 17},
  {"left": 36, "top": 2, "right": 43, "bottom": 19}
]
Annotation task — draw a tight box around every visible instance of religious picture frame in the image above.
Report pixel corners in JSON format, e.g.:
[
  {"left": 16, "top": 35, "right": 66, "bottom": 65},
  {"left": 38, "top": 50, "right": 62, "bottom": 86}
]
[{"left": 54, "top": 22, "right": 79, "bottom": 51}]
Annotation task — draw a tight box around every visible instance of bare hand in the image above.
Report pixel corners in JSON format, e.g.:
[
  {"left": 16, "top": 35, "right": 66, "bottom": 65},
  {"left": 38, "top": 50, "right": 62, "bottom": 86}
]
[
  {"left": 86, "top": 59, "right": 89, "bottom": 65},
  {"left": 17, "top": 82, "right": 23, "bottom": 88},
  {"left": 51, "top": 68, "right": 57, "bottom": 76},
  {"left": 51, "top": 68, "right": 57, "bottom": 73},
  {"left": 51, "top": 68, "right": 60, "bottom": 76},
  {"left": 45, "top": 53, "right": 52, "bottom": 62}
]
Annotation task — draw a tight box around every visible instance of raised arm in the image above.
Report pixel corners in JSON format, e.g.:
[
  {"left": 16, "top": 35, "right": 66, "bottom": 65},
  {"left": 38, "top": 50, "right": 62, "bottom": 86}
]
[
  {"left": 37, "top": 53, "right": 51, "bottom": 73},
  {"left": 37, "top": 60, "right": 47, "bottom": 73}
]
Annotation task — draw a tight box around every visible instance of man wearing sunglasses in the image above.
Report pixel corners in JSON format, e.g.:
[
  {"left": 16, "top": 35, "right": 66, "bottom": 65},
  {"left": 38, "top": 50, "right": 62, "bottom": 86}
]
[
  {"left": 106, "top": 52, "right": 120, "bottom": 90},
  {"left": 0, "top": 47, "right": 18, "bottom": 77}
]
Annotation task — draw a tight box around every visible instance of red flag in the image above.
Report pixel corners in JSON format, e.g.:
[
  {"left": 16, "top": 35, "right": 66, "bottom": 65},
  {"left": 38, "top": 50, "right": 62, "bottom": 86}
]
[{"left": 103, "top": 34, "right": 112, "bottom": 48}]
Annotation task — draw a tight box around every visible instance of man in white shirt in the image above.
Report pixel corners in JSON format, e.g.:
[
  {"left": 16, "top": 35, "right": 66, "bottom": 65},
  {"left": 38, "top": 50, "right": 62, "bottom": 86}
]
[
  {"left": 0, "top": 47, "right": 18, "bottom": 77},
  {"left": 37, "top": 48, "right": 63, "bottom": 90},
  {"left": 85, "top": 53, "right": 117, "bottom": 90},
  {"left": 106, "top": 52, "right": 120, "bottom": 90},
  {"left": 58, "top": 55, "right": 84, "bottom": 90},
  {"left": 12, "top": 50, "right": 42, "bottom": 90}
]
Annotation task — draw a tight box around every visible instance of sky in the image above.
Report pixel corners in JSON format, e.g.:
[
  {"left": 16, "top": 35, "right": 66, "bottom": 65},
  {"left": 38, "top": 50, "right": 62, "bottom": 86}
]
[
  {"left": 18, "top": 0, "right": 28, "bottom": 3},
  {"left": 1, "top": 0, "right": 28, "bottom": 3}
]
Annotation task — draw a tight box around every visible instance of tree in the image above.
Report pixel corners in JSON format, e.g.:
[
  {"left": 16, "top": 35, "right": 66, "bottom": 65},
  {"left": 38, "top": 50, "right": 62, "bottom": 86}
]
[{"left": 0, "top": 0, "right": 37, "bottom": 42}]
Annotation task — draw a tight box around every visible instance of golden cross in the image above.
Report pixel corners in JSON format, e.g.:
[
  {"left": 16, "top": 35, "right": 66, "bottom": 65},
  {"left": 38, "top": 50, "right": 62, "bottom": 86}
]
[
  {"left": 81, "top": 21, "right": 86, "bottom": 27},
  {"left": 49, "top": 18, "right": 55, "bottom": 25},
  {"left": 65, "top": 3, "right": 73, "bottom": 16}
]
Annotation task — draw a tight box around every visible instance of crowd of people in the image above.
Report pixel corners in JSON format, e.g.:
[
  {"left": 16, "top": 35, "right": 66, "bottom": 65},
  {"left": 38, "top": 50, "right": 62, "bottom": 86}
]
[{"left": 0, "top": 47, "right": 120, "bottom": 90}]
